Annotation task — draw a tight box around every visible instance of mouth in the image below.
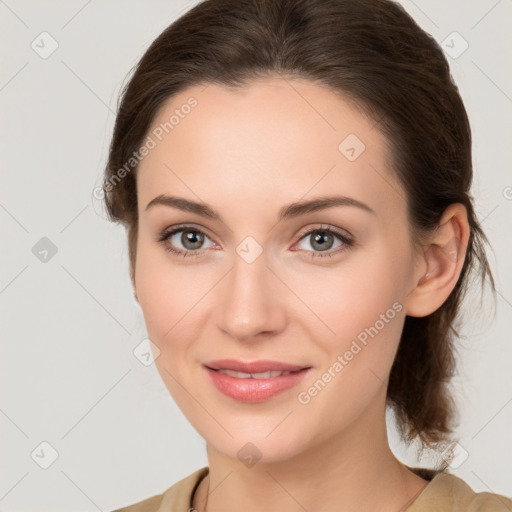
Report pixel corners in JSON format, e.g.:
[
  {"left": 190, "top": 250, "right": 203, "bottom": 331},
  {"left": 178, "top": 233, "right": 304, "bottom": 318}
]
[
  {"left": 205, "top": 367, "right": 305, "bottom": 379},
  {"left": 202, "top": 359, "right": 312, "bottom": 403},
  {"left": 204, "top": 358, "right": 311, "bottom": 374}
]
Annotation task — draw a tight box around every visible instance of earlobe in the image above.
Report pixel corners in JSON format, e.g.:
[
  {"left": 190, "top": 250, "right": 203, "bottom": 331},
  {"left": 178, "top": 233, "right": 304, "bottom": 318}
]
[{"left": 405, "top": 203, "right": 469, "bottom": 318}]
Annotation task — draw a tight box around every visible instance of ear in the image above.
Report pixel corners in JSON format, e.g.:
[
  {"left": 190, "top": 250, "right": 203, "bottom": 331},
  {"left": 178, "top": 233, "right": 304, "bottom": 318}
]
[{"left": 405, "top": 203, "right": 470, "bottom": 318}]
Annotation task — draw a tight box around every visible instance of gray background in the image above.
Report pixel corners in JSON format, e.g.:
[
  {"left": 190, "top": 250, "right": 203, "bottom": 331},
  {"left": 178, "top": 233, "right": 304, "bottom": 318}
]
[{"left": 1, "top": 0, "right": 511, "bottom": 510}]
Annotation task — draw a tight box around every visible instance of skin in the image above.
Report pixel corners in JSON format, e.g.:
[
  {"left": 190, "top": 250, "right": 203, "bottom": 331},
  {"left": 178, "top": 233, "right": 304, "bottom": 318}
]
[{"left": 132, "top": 76, "right": 470, "bottom": 512}]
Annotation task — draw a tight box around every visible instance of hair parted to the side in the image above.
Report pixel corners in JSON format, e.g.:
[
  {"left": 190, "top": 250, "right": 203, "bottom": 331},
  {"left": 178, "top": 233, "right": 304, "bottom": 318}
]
[{"left": 101, "top": 0, "right": 496, "bottom": 455}]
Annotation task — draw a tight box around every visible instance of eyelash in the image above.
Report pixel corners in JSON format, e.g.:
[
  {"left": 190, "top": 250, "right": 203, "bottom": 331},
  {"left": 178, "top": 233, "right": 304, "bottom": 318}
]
[{"left": 155, "top": 224, "right": 354, "bottom": 260}]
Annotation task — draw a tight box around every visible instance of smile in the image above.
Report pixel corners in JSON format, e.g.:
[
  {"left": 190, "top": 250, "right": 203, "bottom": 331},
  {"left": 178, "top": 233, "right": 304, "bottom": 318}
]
[
  {"left": 204, "top": 365, "right": 311, "bottom": 403},
  {"left": 212, "top": 368, "right": 302, "bottom": 378}
]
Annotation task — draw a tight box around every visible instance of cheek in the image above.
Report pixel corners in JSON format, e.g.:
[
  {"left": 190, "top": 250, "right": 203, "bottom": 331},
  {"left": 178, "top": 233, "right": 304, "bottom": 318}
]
[
  {"left": 134, "top": 238, "right": 215, "bottom": 369},
  {"left": 135, "top": 250, "right": 198, "bottom": 399},
  {"left": 288, "top": 252, "right": 407, "bottom": 338},
  {"left": 134, "top": 239, "right": 185, "bottom": 338},
  {"left": 286, "top": 246, "right": 410, "bottom": 396},
  {"left": 292, "top": 265, "right": 406, "bottom": 429}
]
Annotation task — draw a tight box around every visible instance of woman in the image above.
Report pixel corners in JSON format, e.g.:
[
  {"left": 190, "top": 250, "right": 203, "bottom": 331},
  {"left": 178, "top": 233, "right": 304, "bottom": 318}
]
[{"left": 103, "top": 0, "right": 512, "bottom": 510}]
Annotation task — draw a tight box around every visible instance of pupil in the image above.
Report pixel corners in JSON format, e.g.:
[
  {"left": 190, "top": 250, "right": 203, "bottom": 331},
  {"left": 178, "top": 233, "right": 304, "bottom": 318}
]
[
  {"left": 313, "top": 232, "right": 332, "bottom": 251},
  {"left": 184, "top": 230, "right": 203, "bottom": 249}
]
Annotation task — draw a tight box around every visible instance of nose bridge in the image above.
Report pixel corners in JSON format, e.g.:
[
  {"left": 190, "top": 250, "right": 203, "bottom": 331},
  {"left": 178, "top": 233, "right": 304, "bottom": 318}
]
[{"left": 216, "top": 236, "right": 284, "bottom": 339}]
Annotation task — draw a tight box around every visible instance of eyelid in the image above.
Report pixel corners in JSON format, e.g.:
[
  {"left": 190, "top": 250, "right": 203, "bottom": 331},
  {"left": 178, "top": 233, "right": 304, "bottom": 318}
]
[
  {"left": 294, "top": 223, "right": 353, "bottom": 243},
  {"left": 157, "top": 222, "right": 215, "bottom": 240},
  {"left": 156, "top": 222, "right": 354, "bottom": 258},
  {"left": 155, "top": 223, "right": 217, "bottom": 250},
  {"left": 291, "top": 224, "right": 354, "bottom": 259},
  {"left": 157, "top": 222, "right": 352, "bottom": 244}
]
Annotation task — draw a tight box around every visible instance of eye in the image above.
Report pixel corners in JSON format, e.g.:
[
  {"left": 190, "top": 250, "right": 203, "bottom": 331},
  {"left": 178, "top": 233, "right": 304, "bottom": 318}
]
[
  {"left": 155, "top": 223, "right": 354, "bottom": 260},
  {"left": 293, "top": 225, "right": 354, "bottom": 259},
  {"left": 155, "top": 225, "right": 215, "bottom": 258}
]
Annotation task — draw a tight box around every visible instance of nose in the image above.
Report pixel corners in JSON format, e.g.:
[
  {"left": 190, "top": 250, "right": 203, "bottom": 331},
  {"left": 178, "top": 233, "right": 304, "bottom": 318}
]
[{"left": 215, "top": 249, "right": 287, "bottom": 342}]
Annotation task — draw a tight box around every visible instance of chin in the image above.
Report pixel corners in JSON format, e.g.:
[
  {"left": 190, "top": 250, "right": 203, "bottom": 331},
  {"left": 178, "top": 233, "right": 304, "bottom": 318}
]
[{"left": 202, "top": 426, "right": 312, "bottom": 466}]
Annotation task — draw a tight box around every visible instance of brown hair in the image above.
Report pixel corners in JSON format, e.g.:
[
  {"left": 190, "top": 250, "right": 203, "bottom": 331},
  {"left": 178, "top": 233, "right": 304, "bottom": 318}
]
[{"left": 102, "top": 0, "right": 496, "bottom": 454}]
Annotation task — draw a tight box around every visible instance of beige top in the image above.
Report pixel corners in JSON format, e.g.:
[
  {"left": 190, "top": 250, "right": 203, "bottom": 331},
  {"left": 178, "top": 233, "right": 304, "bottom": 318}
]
[{"left": 111, "top": 465, "right": 512, "bottom": 512}]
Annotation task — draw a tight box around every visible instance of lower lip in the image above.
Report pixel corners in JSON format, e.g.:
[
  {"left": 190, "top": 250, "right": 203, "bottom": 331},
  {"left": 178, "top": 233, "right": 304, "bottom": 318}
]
[{"left": 204, "top": 366, "right": 311, "bottom": 403}]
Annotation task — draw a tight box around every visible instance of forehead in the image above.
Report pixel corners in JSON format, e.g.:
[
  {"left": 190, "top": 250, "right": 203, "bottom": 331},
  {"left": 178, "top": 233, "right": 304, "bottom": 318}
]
[{"left": 136, "top": 77, "right": 402, "bottom": 218}]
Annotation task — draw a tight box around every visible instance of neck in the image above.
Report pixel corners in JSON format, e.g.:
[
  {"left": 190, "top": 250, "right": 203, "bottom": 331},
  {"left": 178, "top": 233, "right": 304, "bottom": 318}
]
[{"left": 193, "top": 388, "right": 429, "bottom": 512}]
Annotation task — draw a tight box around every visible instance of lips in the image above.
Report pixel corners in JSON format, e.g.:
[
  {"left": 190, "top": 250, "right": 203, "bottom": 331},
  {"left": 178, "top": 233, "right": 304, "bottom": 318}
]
[
  {"left": 203, "top": 364, "right": 312, "bottom": 403},
  {"left": 203, "top": 359, "right": 313, "bottom": 402},
  {"left": 204, "top": 359, "right": 310, "bottom": 373},
  {"left": 215, "top": 369, "right": 297, "bottom": 378}
]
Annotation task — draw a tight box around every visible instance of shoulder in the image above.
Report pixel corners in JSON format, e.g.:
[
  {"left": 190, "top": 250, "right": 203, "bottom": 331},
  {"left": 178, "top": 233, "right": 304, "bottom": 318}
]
[
  {"left": 109, "top": 466, "right": 209, "bottom": 512},
  {"left": 110, "top": 493, "right": 163, "bottom": 512},
  {"left": 407, "top": 471, "right": 512, "bottom": 512}
]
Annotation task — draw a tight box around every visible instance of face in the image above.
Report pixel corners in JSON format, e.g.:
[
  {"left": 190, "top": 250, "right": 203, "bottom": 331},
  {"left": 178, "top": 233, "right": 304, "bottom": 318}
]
[{"left": 134, "top": 77, "right": 420, "bottom": 463}]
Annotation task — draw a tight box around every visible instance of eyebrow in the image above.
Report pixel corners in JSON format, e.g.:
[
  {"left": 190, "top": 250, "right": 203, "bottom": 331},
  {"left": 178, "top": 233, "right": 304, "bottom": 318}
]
[{"left": 145, "top": 194, "right": 376, "bottom": 222}]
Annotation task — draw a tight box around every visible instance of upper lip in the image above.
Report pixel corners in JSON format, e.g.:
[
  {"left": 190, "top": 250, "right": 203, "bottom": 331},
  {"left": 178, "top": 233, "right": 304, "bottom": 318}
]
[{"left": 204, "top": 359, "right": 311, "bottom": 373}]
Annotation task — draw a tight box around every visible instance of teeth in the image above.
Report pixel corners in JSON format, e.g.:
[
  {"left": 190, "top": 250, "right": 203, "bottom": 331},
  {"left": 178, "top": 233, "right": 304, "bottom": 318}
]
[{"left": 217, "top": 369, "right": 293, "bottom": 378}]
